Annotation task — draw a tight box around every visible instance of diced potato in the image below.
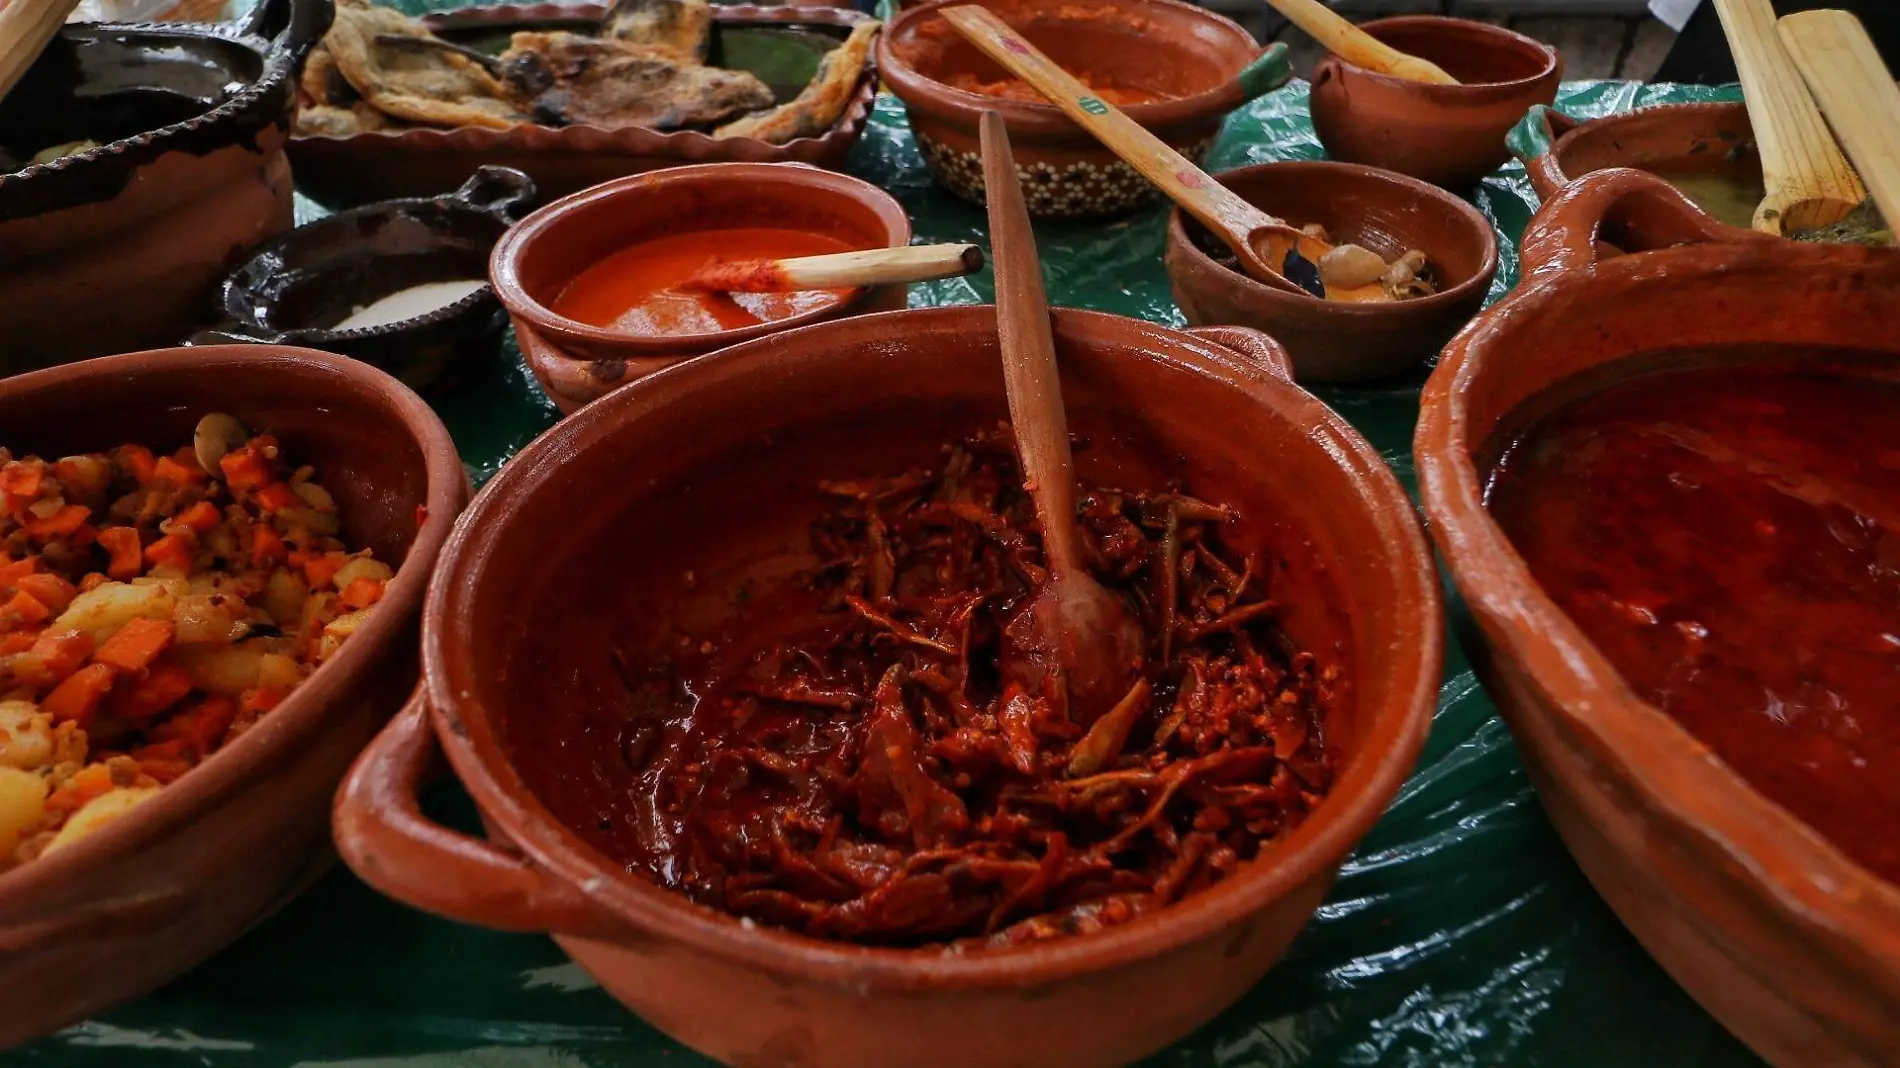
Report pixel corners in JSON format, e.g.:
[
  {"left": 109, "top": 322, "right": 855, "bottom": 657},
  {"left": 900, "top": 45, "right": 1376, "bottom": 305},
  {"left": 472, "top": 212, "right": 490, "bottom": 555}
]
[
  {"left": 56, "top": 581, "right": 175, "bottom": 643},
  {"left": 276, "top": 506, "right": 340, "bottom": 536},
  {"left": 298, "top": 591, "right": 336, "bottom": 640},
  {"left": 332, "top": 556, "right": 393, "bottom": 591},
  {"left": 0, "top": 767, "right": 47, "bottom": 859},
  {"left": 132, "top": 576, "right": 191, "bottom": 598},
  {"left": 172, "top": 594, "right": 248, "bottom": 645},
  {"left": 291, "top": 481, "right": 335, "bottom": 511},
  {"left": 262, "top": 570, "right": 307, "bottom": 627},
  {"left": 256, "top": 653, "right": 302, "bottom": 691},
  {"left": 54, "top": 454, "right": 111, "bottom": 501},
  {"left": 0, "top": 701, "right": 53, "bottom": 771},
  {"left": 173, "top": 641, "right": 267, "bottom": 695},
  {"left": 317, "top": 608, "right": 374, "bottom": 661},
  {"left": 42, "top": 787, "right": 157, "bottom": 856}
]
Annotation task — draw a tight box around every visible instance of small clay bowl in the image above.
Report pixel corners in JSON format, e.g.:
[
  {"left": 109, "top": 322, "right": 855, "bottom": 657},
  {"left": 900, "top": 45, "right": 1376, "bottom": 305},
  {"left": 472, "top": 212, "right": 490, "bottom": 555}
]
[
  {"left": 333, "top": 307, "right": 1442, "bottom": 1068},
  {"left": 191, "top": 166, "right": 536, "bottom": 392},
  {"left": 1416, "top": 169, "right": 1900, "bottom": 1066},
  {"left": 0, "top": 345, "right": 465, "bottom": 1049},
  {"left": 879, "top": 0, "right": 1290, "bottom": 220},
  {"left": 490, "top": 161, "right": 911, "bottom": 387},
  {"left": 1165, "top": 161, "right": 1497, "bottom": 382},
  {"left": 1308, "top": 16, "right": 1559, "bottom": 190},
  {"left": 1508, "top": 101, "right": 1757, "bottom": 207}
]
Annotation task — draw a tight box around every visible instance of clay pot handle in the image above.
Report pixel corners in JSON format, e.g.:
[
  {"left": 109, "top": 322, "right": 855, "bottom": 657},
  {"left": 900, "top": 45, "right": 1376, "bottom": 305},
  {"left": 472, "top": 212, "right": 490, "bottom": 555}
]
[
  {"left": 1516, "top": 167, "right": 1776, "bottom": 280},
  {"left": 452, "top": 165, "right": 538, "bottom": 223},
  {"left": 246, "top": 0, "right": 335, "bottom": 69},
  {"left": 1235, "top": 42, "right": 1294, "bottom": 101},
  {"left": 1183, "top": 325, "right": 1295, "bottom": 383},
  {"left": 333, "top": 688, "right": 619, "bottom": 938}
]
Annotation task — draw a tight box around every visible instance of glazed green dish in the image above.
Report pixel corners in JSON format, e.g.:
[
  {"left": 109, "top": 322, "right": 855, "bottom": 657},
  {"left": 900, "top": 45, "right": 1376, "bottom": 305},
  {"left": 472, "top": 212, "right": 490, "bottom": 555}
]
[{"left": 1, "top": 59, "right": 1767, "bottom": 1068}]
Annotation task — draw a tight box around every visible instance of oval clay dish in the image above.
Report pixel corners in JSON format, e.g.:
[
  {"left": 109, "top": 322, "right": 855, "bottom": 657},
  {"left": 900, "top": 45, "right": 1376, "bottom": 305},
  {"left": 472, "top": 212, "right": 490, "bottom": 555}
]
[
  {"left": 334, "top": 308, "right": 1442, "bottom": 1068},
  {"left": 1506, "top": 100, "right": 1756, "bottom": 206},
  {"left": 1415, "top": 169, "right": 1900, "bottom": 1067},
  {"left": 287, "top": 3, "right": 880, "bottom": 208},
  {"left": 0, "top": 346, "right": 465, "bottom": 1049}
]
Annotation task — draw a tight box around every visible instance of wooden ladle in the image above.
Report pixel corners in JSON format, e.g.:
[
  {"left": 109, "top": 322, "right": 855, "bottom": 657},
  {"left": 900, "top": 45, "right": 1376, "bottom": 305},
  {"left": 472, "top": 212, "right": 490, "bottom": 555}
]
[
  {"left": 1780, "top": 9, "right": 1900, "bottom": 234},
  {"left": 943, "top": 5, "right": 1398, "bottom": 303},
  {"left": 1262, "top": 0, "right": 1458, "bottom": 85},
  {"left": 685, "top": 243, "right": 984, "bottom": 293},
  {"left": 1712, "top": 0, "right": 1865, "bottom": 233},
  {"left": 980, "top": 110, "right": 1143, "bottom": 723},
  {"left": 0, "top": 0, "right": 85, "bottom": 105}
]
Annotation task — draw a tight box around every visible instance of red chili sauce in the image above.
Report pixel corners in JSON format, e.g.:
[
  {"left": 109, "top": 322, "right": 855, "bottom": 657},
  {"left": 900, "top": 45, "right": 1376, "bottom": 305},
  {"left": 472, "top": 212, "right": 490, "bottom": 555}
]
[
  {"left": 1487, "top": 367, "right": 1900, "bottom": 884},
  {"left": 550, "top": 227, "right": 857, "bottom": 336}
]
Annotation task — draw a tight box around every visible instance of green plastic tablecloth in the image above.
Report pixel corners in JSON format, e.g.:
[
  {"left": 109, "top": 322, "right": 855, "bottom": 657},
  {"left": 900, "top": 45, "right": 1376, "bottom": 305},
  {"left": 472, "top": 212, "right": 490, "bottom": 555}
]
[{"left": 5, "top": 76, "right": 1771, "bottom": 1068}]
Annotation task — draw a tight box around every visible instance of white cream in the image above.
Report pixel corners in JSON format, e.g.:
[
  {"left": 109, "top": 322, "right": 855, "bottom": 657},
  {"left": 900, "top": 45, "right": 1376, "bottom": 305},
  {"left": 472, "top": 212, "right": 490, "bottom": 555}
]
[{"left": 333, "top": 279, "right": 487, "bottom": 331}]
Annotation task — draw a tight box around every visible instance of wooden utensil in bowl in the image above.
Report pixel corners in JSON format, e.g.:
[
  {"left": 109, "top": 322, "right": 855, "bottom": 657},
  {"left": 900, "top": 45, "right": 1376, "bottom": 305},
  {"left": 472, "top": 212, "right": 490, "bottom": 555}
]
[
  {"left": 1260, "top": 0, "right": 1457, "bottom": 85},
  {"left": 1780, "top": 9, "right": 1900, "bottom": 231},
  {"left": 686, "top": 243, "right": 983, "bottom": 293},
  {"left": 0, "top": 0, "right": 84, "bottom": 104}
]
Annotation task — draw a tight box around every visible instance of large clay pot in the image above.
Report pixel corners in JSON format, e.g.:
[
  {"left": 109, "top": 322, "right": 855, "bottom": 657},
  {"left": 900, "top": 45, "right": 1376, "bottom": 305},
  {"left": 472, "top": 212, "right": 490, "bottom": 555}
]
[
  {"left": 1415, "top": 168, "right": 1900, "bottom": 1067},
  {"left": 0, "top": 0, "right": 331, "bottom": 370},
  {"left": 334, "top": 308, "right": 1442, "bottom": 1068},
  {"left": 0, "top": 346, "right": 465, "bottom": 1049}
]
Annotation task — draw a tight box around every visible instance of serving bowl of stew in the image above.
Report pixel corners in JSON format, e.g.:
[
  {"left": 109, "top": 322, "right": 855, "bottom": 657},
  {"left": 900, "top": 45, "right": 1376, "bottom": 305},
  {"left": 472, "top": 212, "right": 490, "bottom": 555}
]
[
  {"left": 1415, "top": 169, "right": 1900, "bottom": 1066},
  {"left": 334, "top": 306, "right": 1441, "bottom": 1068}
]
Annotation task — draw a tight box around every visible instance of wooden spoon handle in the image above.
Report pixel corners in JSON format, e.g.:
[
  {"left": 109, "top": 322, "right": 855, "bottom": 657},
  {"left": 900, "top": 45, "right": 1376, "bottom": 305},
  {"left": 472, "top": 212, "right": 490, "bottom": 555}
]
[
  {"left": 1780, "top": 10, "right": 1900, "bottom": 232},
  {"left": 1261, "top": 0, "right": 1458, "bottom": 85},
  {"left": 0, "top": 0, "right": 83, "bottom": 105},
  {"left": 1712, "top": 0, "right": 1864, "bottom": 231},
  {"left": 691, "top": 243, "right": 983, "bottom": 292},
  {"left": 978, "top": 110, "right": 1084, "bottom": 579}
]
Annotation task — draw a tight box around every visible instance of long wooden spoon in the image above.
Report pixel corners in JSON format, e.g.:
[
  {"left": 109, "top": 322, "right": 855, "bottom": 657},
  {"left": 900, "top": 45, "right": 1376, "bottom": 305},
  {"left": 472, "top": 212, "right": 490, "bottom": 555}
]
[
  {"left": 685, "top": 243, "right": 984, "bottom": 293},
  {"left": 0, "top": 0, "right": 84, "bottom": 106},
  {"left": 943, "top": 5, "right": 1394, "bottom": 302},
  {"left": 1780, "top": 10, "right": 1900, "bottom": 234},
  {"left": 1712, "top": 0, "right": 1865, "bottom": 233},
  {"left": 980, "top": 110, "right": 1143, "bottom": 723},
  {"left": 1262, "top": 0, "right": 1458, "bottom": 85}
]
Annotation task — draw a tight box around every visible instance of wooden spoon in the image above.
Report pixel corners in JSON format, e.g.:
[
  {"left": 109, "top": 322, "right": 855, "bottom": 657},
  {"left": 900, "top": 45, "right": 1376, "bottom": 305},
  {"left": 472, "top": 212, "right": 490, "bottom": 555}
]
[
  {"left": 1261, "top": 0, "right": 1458, "bottom": 85},
  {"left": 979, "top": 110, "right": 1143, "bottom": 723},
  {"left": 685, "top": 243, "right": 984, "bottom": 293},
  {"left": 1711, "top": 0, "right": 1865, "bottom": 233},
  {"left": 0, "top": 0, "right": 84, "bottom": 106},
  {"left": 1780, "top": 10, "right": 1900, "bottom": 233},
  {"left": 942, "top": 4, "right": 1395, "bottom": 303}
]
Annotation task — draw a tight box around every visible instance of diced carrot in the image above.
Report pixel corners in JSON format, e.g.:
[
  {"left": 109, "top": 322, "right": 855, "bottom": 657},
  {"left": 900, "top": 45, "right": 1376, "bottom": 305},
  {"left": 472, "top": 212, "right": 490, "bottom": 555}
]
[
  {"left": 0, "top": 632, "right": 35, "bottom": 654},
  {"left": 44, "top": 763, "right": 116, "bottom": 817},
  {"left": 96, "top": 526, "right": 144, "bottom": 579},
  {"left": 151, "top": 695, "right": 238, "bottom": 758},
  {"left": 0, "top": 463, "right": 42, "bottom": 498},
  {"left": 3, "top": 590, "right": 49, "bottom": 627},
  {"left": 0, "top": 558, "right": 38, "bottom": 587},
  {"left": 301, "top": 552, "right": 346, "bottom": 590},
  {"left": 115, "top": 445, "right": 158, "bottom": 486},
  {"left": 172, "top": 500, "right": 222, "bottom": 533},
  {"left": 136, "top": 757, "right": 194, "bottom": 783},
  {"left": 415, "top": 504, "right": 429, "bottom": 527},
  {"left": 250, "top": 525, "right": 286, "bottom": 568},
  {"left": 24, "top": 504, "right": 91, "bottom": 538},
  {"left": 253, "top": 483, "right": 296, "bottom": 513},
  {"left": 143, "top": 532, "right": 195, "bottom": 570},
  {"left": 239, "top": 687, "right": 285, "bottom": 717},
  {"left": 41, "top": 663, "right": 118, "bottom": 727},
  {"left": 22, "top": 630, "right": 94, "bottom": 685},
  {"left": 104, "top": 662, "right": 195, "bottom": 723},
  {"left": 152, "top": 455, "right": 205, "bottom": 487},
  {"left": 219, "top": 450, "right": 270, "bottom": 491},
  {"left": 15, "top": 572, "right": 75, "bottom": 615},
  {"left": 336, "top": 577, "right": 384, "bottom": 611},
  {"left": 78, "top": 572, "right": 108, "bottom": 592},
  {"left": 94, "top": 617, "right": 175, "bottom": 673},
  {"left": 69, "top": 524, "right": 97, "bottom": 550}
]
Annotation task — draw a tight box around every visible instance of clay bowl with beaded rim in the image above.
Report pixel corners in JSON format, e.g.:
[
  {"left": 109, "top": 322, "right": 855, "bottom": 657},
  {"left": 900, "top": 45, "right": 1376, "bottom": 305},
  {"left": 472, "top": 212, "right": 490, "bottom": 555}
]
[
  {"left": 0, "top": 0, "right": 331, "bottom": 369},
  {"left": 332, "top": 306, "right": 1442, "bottom": 1068},
  {"left": 0, "top": 345, "right": 465, "bottom": 1049},
  {"left": 287, "top": 3, "right": 881, "bottom": 209},
  {"left": 1308, "top": 15, "right": 1560, "bottom": 190},
  {"left": 879, "top": 0, "right": 1290, "bottom": 220},
  {"left": 1415, "top": 168, "right": 1900, "bottom": 1067},
  {"left": 1507, "top": 101, "right": 1759, "bottom": 211}
]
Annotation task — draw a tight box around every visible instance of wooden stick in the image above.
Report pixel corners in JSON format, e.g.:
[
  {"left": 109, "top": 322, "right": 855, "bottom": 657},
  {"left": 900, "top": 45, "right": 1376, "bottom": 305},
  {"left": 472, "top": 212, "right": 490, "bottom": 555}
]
[
  {"left": 686, "top": 243, "right": 983, "bottom": 293},
  {"left": 0, "top": 0, "right": 84, "bottom": 106},
  {"left": 1712, "top": 0, "right": 1864, "bottom": 232},
  {"left": 1780, "top": 10, "right": 1900, "bottom": 234},
  {"left": 1259, "top": 0, "right": 1458, "bottom": 85}
]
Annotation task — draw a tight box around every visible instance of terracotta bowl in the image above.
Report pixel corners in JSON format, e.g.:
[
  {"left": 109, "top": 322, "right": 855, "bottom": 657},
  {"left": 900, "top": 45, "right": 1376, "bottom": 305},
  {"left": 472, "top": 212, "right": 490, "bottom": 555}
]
[
  {"left": 879, "top": 0, "right": 1289, "bottom": 219},
  {"left": 1165, "top": 161, "right": 1498, "bottom": 383},
  {"left": 1309, "top": 16, "right": 1560, "bottom": 190},
  {"left": 0, "top": 0, "right": 330, "bottom": 369},
  {"left": 490, "top": 161, "right": 911, "bottom": 392},
  {"left": 334, "top": 308, "right": 1442, "bottom": 1068},
  {"left": 0, "top": 345, "right": 465, "bottom": 1049},
  {"left": 1415, "top": 169, "right": 1900, "bottom": 1067},
  {"left": 1508, "top": 101, "right": 1756, "bottom": 207}
]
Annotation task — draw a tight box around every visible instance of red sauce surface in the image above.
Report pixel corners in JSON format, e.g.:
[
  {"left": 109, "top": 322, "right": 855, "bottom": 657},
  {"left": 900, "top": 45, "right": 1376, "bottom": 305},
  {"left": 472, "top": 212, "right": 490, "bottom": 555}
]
[
  {"left": 551, "top": 227, "right": 858, "bottom": 336},
  {"left": 1487, "top": 367, "right": 1900, "bottom": 884}
]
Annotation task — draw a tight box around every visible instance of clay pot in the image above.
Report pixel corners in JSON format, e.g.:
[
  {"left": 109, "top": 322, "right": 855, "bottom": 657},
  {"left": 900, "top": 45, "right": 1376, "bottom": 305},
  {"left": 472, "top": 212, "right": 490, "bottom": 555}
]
[
  {"left": 0, "top": 345, "right": 465, "bottom": 1049},
  {"left": 1507, "top": 101, "right": 1757, "bottom": 206},
  {"left": 1165, "top": 161, "right": 1497, "bottom": 382},
  {"left": 191, "top": 166, "right": 537, "bottom": 393},
  {"left": 879, "top": 0, "right": 1289, "bottom": 220},
  {"left": 1308, "top": 17, "right": 1559, "bottom": 190},
  {"left": 288, "top": 4, "right": 881, "bottom": 208},
  {"left": 1414, "top": 169, "right": 1900, "bottom": 1067},
  {"left": 0, "top": 0, "right": 331, "bottom": 369},
  {"left": 490, "top": 162, "right": 911, "bottom": 405},
  {"left": 333, "top": 307, "right": 1442, "bottom": 1068}
]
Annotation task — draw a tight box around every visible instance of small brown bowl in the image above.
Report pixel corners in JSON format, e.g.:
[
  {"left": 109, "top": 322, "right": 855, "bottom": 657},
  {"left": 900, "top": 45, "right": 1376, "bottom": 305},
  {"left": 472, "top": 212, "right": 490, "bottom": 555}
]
[
  {"left": 1309, "top": 16, "right": 1560, "bottom": 190},
  {"left": 1165, "top": 161, "right": 1498, "bottom": 382},
  {"left": 0, "top": 345, "right": 465, "bottom": 1049},
  {"left": 1508, "top": 101, "right": 1757, "bottom": 208},
  {"left": 490, "top": 161, "right": 911, "bottom": 376},
  {"left": 333, "top": 307, "right": 1442, "bottom": 1068},
  {"left": 879, "top": 0, "right": 1290, "bottom": 220}
]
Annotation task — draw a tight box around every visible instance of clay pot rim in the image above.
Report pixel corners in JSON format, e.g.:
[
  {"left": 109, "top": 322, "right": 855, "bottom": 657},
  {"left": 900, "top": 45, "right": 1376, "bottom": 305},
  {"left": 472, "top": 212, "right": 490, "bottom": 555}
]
[
  {"left": 877, "top": 0, "right": 1257, "bottom": 136},
  {"left": 1165, "top": 160, "right": 1500, "bottom": 316},
  {"left": 1416, "top": 239, "right": 1900, "bottom": 961},
  {"left": 1314, "top": 15, "right": 1558, "bottom": 98},
  {"left": 425, "top": 304, "right": 1442, "bottom": 987},
  {"left": 489, "top": 162, "right": 913, "bottom": 353},
  {"left": 0, "top": 345, "right": 463, "bottom": 902},
  {"left": 1534, "top": 100, "right": 1753, "bottom": 192}
]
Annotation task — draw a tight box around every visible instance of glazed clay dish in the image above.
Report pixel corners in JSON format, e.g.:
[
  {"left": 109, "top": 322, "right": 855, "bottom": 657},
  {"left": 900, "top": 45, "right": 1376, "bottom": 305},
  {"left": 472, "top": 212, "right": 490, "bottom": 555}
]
[
  {"left": 0, "top": 345, "right": 464, "bottom": 1048},
  {"left": 1508, "top": 101, "right": 1760, "bottom": 220},
  {"left": 1309, "top": 16, "right": 1560, "bottom": 190},
  {"left": 335, "top": 307, "right": 1441, "bottom": 1068},
  {"left": 1416, "top": 169, "right": 1900, "bottom": 1067}
]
